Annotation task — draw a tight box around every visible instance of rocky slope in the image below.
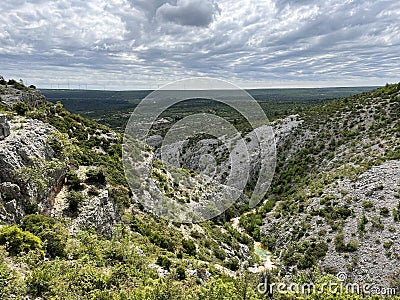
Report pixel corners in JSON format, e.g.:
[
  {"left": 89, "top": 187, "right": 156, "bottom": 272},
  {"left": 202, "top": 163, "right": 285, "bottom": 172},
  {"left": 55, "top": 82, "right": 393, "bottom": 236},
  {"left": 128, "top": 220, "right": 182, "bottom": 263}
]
[
  {"left": 0, "top": 78, "right": 262, "bottom": 298},
  {"left": 1, "top": 76, "right": 400, "bottom": 298},
  {"left": 249, "top": 83, "right": 400, "bottom": 286},
  {"left": 0, "top": 115, "right": 65, "bottom": 223}
]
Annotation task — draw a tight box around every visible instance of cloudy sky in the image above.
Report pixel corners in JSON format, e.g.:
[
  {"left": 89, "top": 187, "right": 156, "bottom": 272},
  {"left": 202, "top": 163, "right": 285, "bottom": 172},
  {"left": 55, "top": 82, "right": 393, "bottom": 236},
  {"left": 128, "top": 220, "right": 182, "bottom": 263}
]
[{"left": 1, "top": 0, "right": 399, "bottom": 90}]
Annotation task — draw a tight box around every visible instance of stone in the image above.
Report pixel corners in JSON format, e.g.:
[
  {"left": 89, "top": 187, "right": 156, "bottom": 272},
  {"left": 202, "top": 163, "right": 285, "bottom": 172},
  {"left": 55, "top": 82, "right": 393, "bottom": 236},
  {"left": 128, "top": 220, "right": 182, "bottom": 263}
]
[
  {"left": 0, "top": 114, "right": 11, "bottom": 140},
  {"left": 0, "top": 182, "right": 21, "bottom": 200}
]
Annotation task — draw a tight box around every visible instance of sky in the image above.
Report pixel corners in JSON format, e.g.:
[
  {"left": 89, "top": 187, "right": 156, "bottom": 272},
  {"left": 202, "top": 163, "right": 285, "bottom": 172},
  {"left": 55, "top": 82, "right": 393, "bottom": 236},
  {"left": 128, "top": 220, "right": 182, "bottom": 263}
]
[{"left": 0, "top": 0, "right": 399, "bottom": 90}]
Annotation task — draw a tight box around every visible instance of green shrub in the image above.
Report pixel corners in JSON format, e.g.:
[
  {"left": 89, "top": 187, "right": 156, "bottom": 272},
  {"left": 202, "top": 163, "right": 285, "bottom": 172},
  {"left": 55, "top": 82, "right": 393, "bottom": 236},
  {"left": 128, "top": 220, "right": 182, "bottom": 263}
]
[
  {"left": 157, "top": 255, "right": 172, "bottom": 271},
  {"left": 86, "top": 169, "right": 106, "bottom": 185},
  {"left": 213, "top": 247, "right": 226, "bottom": 260},
  {"left": 21, "top": 214, "right": 68, "bottom": 258},
  {"left": 380, "top": 206, "right": 390, "bottom": 217},
  {"left": 383, "top": 241, "right": 393, "bottom": 249},
  {"left": 358, "top": 214, "right": 368, "bottom": 232},
  {"left": 362, "top": 201, "right": 374, "bottom": 210},
  {"left": 66, "top": 191, "right": 85, "bottom": 214},
  {"left": 0, "top": 246, "right": 26, "bottom": 298},
  {"left": 334, "top": 233, "right": 358, "bottom": 252},
  {"left": 182, "top": 239, "right": 196, "bottom": 256},
  {"left": 224, "top": 258, "right": 239, "bottom": 271},
  {"left": 0, "top": 225, "right": 43, "bottom": 256},
  {"left": 109, "top": 185, "right": 130, "bottom": 209},
  {"left": 66, "top": 171, "right": 82, "bottom": 191},
  {"left": 13, "top": 101, "right": 29, "bottom": 116},
  {"left": 176, "top": 265, "right": 186, "bottom": 280},
  {"left": 190, "top": 230, "right": 202, "bottom": 239},
  {"left": 346, "top": 239, "right": 359, "bottom": 252}
]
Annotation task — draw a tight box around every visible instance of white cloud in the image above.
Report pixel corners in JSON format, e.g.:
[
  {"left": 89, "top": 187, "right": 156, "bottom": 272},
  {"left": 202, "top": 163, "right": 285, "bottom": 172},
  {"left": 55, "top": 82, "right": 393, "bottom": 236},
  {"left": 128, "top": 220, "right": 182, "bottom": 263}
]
[{"left": 0, "top": 0, "right": 399, "bottom": 89}]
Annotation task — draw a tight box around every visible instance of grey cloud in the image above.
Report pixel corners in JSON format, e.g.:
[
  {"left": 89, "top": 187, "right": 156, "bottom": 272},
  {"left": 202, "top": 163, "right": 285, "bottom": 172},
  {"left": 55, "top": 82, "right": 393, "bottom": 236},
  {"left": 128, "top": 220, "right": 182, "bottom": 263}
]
[
  {"left": 129, "top": 0, "right": 173, "bottom": 19},
  {"left": 156, "top": 0, "right": 220, "bottom": 27}
]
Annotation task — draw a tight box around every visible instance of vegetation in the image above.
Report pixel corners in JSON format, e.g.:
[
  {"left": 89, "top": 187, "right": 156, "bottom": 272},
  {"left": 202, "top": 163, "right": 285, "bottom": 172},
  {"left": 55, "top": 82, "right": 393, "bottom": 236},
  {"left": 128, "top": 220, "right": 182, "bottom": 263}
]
[
  {"left": 1, "top": 79, "right": 399, "bottom": 298},
  {"left": 0, "top": 225, "right": 43, "bottom": 256}
]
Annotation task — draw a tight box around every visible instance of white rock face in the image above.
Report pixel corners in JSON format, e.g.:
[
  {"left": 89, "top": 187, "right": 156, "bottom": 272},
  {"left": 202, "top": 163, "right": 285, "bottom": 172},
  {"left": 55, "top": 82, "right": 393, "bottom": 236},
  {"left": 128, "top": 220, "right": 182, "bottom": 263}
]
[
  {"left": 0, "top": 117, "right": 66, "bottom": 223},
  {"left": 271, "top": 114, "right": 303, "bottom": 145},
  {"left": 0, "top": 84, "right": 47, "bottom": 108},
  {"left": 0, "top": 114, "right": 11, "bottom": 140}
]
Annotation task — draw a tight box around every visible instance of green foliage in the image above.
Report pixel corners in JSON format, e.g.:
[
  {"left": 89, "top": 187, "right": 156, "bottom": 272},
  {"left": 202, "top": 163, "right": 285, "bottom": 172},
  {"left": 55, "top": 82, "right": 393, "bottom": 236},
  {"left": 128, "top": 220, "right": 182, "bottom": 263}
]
[
  {"left": 66, "top": 190, "right": 85, "bottom": 214},
  {"left": 86, "top": 168, "right": 106, "bottom": 185},
  {"left": 383, "top": 240, "right": 393, "bottom": 249},
  {"left": 175, "top": 265, "right": 186, "bottom": 280},
  {"left": 362, "top": 200, "right": 374, "bottom": 210},
  {"left": 156, "top": 255, "right": 172, "bottom": 270},
  {"left": 21, "top": 214, "right": 68, "bottom": 258},
  {"left": 260, "top": 198, "right": 276, "bottom": 215},
  {"left": 239, "top": 213, "right": 262, "bottom": 241},
  {"left": 130, "top": 215, "right": 178, "bottom": 252},
  {"left": 182, "top": 239, "right": 196, "bottom": 256},
  {"left": 380, "top": 206, "right": 390, "bottom": 217},
  {"left": 108, "top": 185, "right": 130, "bottom": 210},
  {"left": 358, "top": 214, "right": 368, "bottom": 232},
  {"left": 393, "top": 201, "right": 400, "bottom": 222},
  {"left": 66, "top": 170, "right": 82, "bottom": 190},
  {"left": 13, "top": 101, "right": 29, "bottom": 116},
  {"left": 224, "top": 257, "right": 240, "bottom": 271},
  {"left": 213, "top": 247, "right": 226, "bottom": 260},
  {"left": 0, "top": 225, "right": 43, "bottom": 256},
  {"left": 0, "top": 246, "right": 26, "bottom": 298},
  {"left": 334, "top": 233, "right": 358, "bottom": 252}
]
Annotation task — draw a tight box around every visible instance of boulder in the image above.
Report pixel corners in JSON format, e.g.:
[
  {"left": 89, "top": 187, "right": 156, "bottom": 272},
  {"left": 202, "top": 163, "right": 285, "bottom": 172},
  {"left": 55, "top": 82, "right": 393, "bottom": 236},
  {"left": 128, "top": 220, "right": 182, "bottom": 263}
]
[{"left": 0, "top": 114, "right": 11, "bottom": 140}]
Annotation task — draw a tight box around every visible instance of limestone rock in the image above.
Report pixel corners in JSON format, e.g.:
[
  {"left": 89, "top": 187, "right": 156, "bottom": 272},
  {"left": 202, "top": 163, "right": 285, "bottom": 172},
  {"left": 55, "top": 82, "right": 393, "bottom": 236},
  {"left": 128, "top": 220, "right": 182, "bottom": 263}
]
[
  {"left": 0, "top": 114, "right": 11, "bottom": 140},
  {"left": 0, "top": 117, "right": 66, "bottom": 223}
]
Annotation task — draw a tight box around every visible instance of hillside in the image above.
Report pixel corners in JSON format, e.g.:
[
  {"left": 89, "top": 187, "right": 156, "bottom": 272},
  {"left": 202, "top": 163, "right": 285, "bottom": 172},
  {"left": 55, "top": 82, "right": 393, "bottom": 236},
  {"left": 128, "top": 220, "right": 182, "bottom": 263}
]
[
  {"left": 0, "top": 78, "right": 263, "bottom": 299},
  {"left": 0, "top": 77, "right": 399, "bottom": 299},
  {"left": 241, "top": 83, "right": 400, "bottom": 287}
]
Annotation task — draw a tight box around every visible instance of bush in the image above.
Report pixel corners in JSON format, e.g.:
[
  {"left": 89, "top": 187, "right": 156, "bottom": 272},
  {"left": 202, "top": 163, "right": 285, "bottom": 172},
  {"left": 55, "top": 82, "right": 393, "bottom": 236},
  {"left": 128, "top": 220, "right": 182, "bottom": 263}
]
[
  {"left": 109, "top": 186, "right": 130, "bottom": 209},
  {"left": 66, "top": 191, "right": 85, "bottom": 214},
  {"left": 346, "top": 239, "right": 359, "bottom": 252},
  {"left": 156, "top": 256, "right": 172, "bottom": 271},
  {"left": 176, "top": 265, "right": 186, "bottom": 280},
  {"left": 380, "top": 207, "right": 390, "bottom": 217},
  {"left": 182, "top": 239, "right": 196, "bottom": 256},
  {"left": 362, "top": 201, "right": 374, "bottom": 210},
  {"left": 0, "top": 225, "right": 43, "bottom": 256},
  {"left": 86, "top": 169, "right": 106, "bottom": 185},
  {"left": 66, "top": 171, "right": 82, "bottom": 191},
  {"left": 21, "top": 214, "right": 68, "bottom": 258},
  {"left": 358, "top": 214, "right": 368, "bottom": 232},
  {"left": 13, "top": 101, "right": 29, "bottom": 116},
  {"left": 224, "top": 258, "right": 240, "bottom": 271},
  {"left": 0, "top": 246, "right": 26, "bottom": 298},
  {"left": 334, "top": 233, "right": 358, "bottom": 252},
  {"left": 213, "top": 247, "right": 226, "bottom": 260}
]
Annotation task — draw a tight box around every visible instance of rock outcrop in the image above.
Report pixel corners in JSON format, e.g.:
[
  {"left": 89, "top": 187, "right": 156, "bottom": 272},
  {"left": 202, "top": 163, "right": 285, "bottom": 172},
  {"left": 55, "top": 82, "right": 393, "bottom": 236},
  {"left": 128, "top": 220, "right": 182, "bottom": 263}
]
[
  {"left": 0, "top": 114, "right": 11, "bottom": 140},
  {"left": 0, "top": 116, "right": 66, "bottom": 223},
  {"left": 0, "top": 83, "right": 47, "bottom": 108}
]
